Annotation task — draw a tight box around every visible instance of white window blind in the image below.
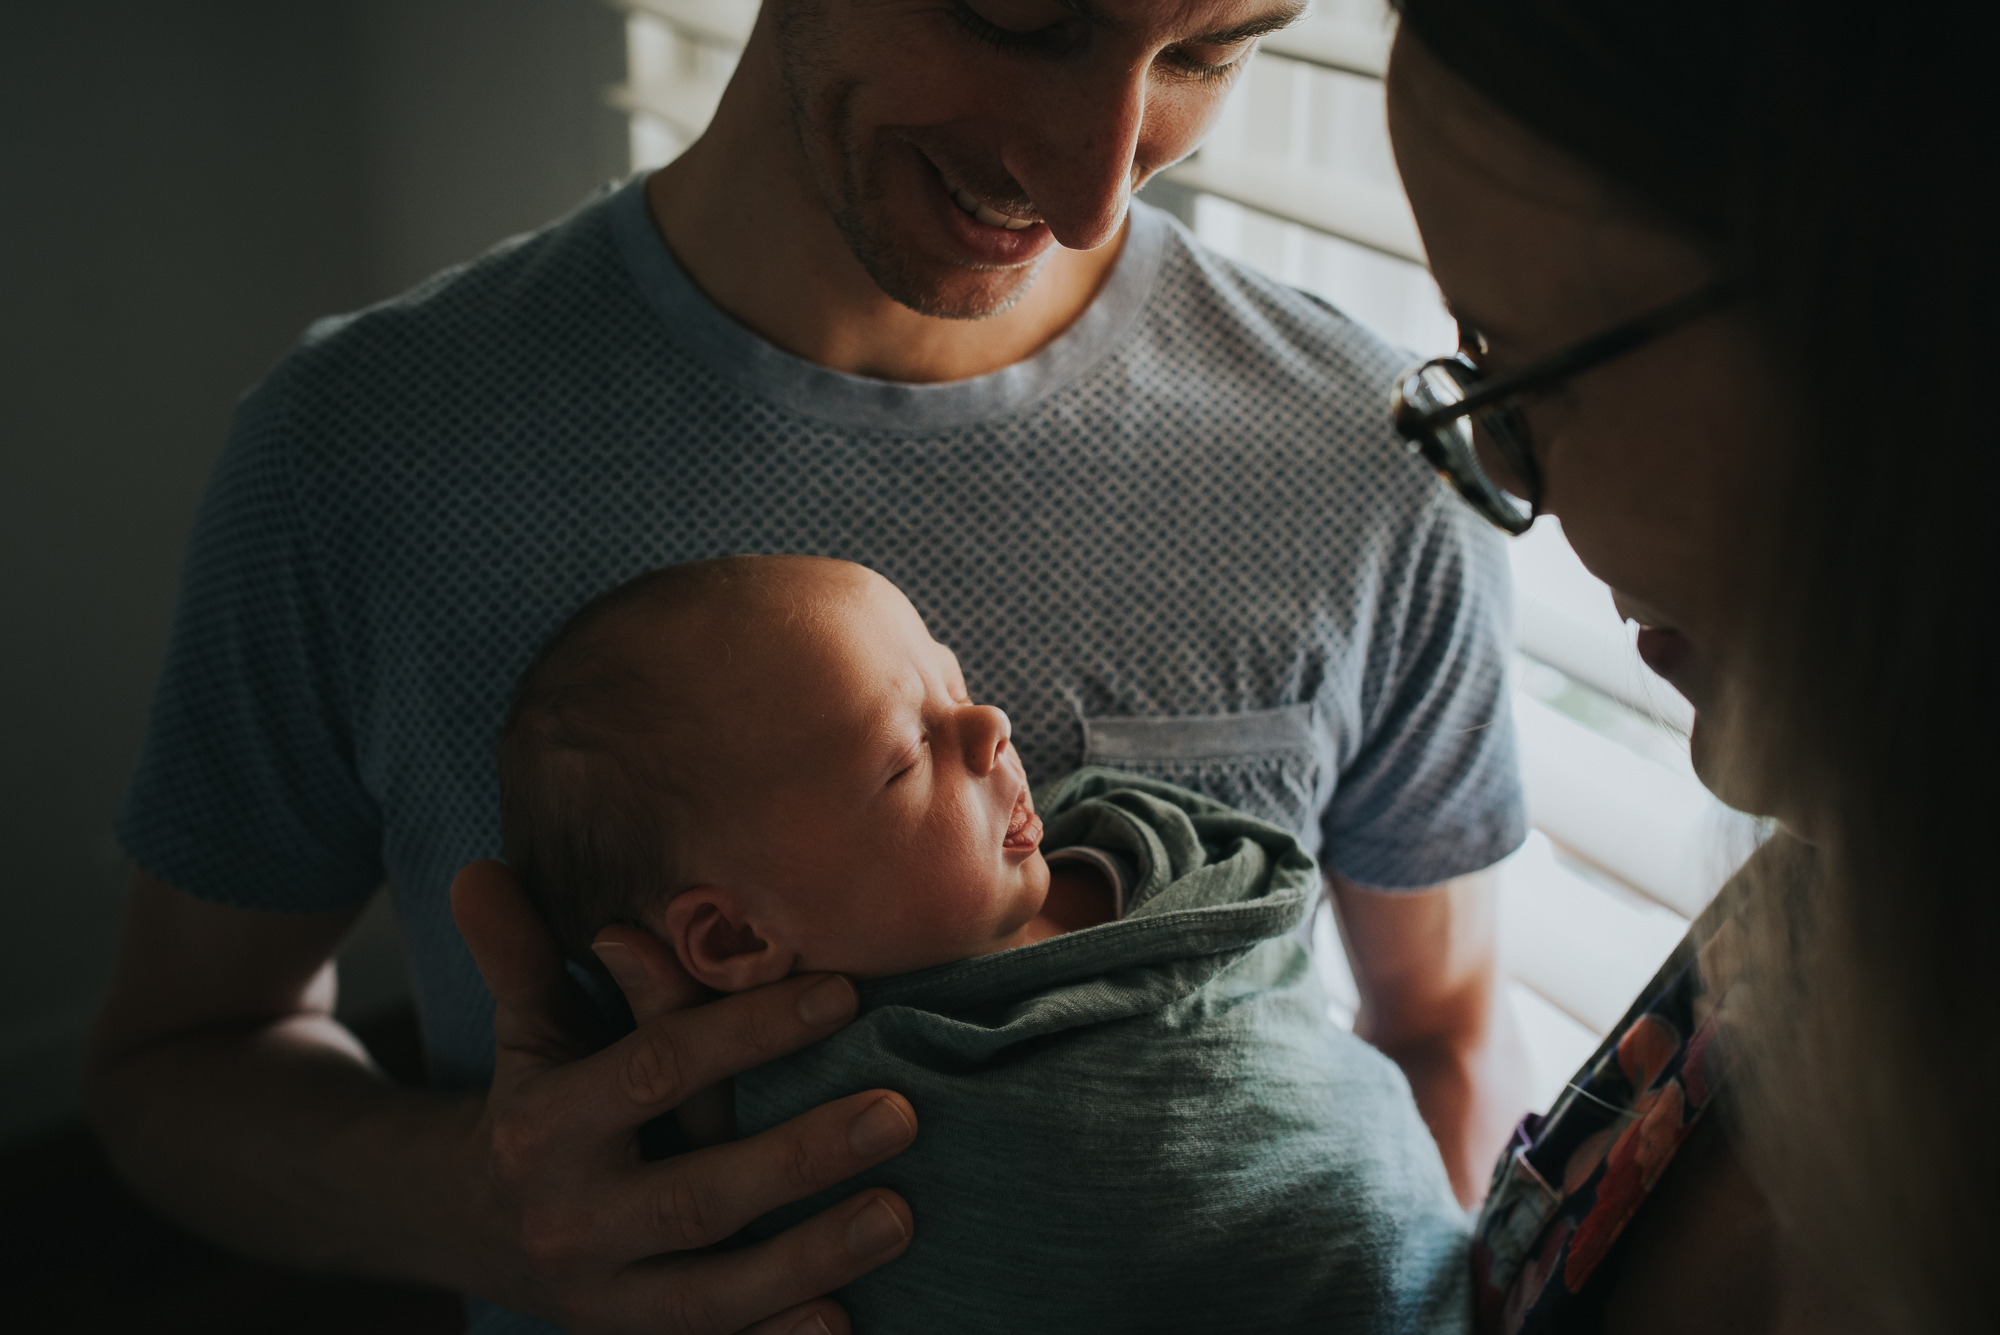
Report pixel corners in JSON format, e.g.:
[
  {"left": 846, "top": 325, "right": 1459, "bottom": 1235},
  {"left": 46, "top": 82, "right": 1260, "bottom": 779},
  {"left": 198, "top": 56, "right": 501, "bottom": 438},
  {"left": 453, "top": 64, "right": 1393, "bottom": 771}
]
[{"left": 611, "top": 0, "right": 1759, "bottom": 1112}]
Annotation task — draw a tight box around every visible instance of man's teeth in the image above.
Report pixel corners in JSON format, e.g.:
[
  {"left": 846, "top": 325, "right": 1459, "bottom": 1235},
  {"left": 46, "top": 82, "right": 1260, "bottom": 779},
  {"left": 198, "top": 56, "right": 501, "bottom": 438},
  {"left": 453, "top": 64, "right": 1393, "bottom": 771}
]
[{"left": 941, "top": 176, "right": 1035, "bottom": 231}]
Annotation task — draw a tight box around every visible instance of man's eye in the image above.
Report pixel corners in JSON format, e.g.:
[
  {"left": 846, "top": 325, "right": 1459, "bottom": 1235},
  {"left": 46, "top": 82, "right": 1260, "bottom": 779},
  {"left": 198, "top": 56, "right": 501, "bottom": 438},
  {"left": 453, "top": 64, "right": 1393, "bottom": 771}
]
[
  {"left": 949, "top": 0, "right": 1078, "bottom": 52},
  {"left": 1162, "top": 41, "right": 1253, "bottom": 82}
]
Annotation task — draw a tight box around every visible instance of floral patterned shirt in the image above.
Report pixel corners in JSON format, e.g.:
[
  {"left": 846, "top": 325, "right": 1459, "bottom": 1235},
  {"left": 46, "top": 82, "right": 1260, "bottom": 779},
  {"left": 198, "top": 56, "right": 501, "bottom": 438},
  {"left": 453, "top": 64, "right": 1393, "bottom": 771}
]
[{"left": 1473, "top": 877, "right": 1750, "bottom": 1331}]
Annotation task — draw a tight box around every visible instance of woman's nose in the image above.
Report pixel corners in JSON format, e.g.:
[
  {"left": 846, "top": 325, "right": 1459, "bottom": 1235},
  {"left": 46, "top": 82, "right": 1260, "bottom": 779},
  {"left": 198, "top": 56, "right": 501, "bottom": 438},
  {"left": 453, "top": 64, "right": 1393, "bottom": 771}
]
[{"left": 959, "top": 704, "right": 1012, "bottom": 776}]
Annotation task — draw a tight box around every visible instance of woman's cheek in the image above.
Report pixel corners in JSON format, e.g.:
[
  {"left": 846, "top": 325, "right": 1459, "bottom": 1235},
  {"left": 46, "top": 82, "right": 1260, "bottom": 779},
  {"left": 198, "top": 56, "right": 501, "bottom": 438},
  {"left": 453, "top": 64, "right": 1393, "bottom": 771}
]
[{"left": 1542, "top": 407, "right": 1720, "bottom": 639}]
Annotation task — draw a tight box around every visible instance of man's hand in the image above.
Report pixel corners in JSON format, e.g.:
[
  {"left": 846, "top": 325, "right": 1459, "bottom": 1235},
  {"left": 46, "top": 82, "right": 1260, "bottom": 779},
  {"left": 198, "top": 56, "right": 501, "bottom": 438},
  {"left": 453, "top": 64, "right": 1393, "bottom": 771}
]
[
  {"left": 1329, "top": 870, "right": 1533, "bottom": 1207},
  {"left": 83, "top": 865, "right": 916, "bottom": 1335},
  {"left": 452, "top": 861, "right": 917, "bottom": 1333}
]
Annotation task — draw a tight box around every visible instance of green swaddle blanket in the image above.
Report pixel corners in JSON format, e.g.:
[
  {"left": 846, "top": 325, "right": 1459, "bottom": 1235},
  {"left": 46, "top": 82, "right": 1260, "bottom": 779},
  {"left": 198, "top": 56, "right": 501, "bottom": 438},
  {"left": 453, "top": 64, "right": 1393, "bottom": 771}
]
[{"left": 737, "top": 769, "right": 1471, "bottom": 1333}]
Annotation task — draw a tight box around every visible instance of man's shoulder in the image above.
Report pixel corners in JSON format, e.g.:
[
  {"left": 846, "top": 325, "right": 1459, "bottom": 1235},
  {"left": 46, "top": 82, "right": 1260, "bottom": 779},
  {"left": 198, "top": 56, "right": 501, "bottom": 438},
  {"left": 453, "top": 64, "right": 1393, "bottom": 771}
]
[
  {"left": 277, "top": 181, "right": 641, "bottom": 414},
  {"left": 1127, "top": 205, "right": 1410, "bottom": 411},
  {"left": 1088, "top": 205, "right": 1442, "bottom": 532}
]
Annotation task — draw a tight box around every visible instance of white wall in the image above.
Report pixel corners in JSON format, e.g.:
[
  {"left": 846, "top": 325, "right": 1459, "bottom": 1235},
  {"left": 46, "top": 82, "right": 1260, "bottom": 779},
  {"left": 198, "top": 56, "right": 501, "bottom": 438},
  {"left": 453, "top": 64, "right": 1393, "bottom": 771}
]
[{"left": 0, "top": 0, "right": 626, "bottom": 1145}]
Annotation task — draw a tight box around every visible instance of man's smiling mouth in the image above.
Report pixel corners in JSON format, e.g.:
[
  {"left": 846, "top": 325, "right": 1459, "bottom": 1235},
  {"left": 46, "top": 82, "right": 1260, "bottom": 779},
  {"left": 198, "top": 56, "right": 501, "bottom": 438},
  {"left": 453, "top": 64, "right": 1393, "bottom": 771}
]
[{"left": 939, "top": 172, "right": 1038, "bottom": 231}]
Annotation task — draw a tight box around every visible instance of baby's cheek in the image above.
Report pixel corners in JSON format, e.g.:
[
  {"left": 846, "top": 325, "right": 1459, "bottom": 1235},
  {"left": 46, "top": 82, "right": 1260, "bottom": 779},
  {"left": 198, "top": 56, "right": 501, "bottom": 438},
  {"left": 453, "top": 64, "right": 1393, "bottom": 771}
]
[
  {"left": 854, "top": 861, "right": 993, "bottom": 966},
  {"left": 913, "top": 862, "right": 1014, "bottom": 948}
]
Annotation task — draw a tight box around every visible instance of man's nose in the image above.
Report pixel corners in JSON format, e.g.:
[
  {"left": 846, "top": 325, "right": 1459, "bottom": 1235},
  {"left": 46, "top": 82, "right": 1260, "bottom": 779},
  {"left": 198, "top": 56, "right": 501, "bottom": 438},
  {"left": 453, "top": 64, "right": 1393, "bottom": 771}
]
[
  {"left": 1004, "top": 59, "right": 1149, "bottom": 253},
  {"left": 959, "top": 704, "right": 1013, "bottom": 776}
]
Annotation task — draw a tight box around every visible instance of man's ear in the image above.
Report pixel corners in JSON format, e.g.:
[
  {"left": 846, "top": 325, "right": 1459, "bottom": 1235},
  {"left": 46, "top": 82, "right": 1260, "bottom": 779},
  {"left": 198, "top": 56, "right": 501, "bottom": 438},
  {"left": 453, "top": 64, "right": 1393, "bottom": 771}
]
[{"left": 655, "top": 887, "right": 791, "bottom": 993}]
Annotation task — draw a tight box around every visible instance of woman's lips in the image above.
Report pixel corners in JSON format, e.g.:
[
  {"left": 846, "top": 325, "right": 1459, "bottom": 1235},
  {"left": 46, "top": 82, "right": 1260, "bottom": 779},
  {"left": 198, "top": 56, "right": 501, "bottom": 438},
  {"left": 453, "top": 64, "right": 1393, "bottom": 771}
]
[
  {"left": 1634, "top": 625, "right": 1696, "bottom": 694},
  {"left": 1002, "top": 787, "right": 1043, "bottom": 853},
  {"left": 1613, "top": 592, "right": 1700, "bottom": 703}
]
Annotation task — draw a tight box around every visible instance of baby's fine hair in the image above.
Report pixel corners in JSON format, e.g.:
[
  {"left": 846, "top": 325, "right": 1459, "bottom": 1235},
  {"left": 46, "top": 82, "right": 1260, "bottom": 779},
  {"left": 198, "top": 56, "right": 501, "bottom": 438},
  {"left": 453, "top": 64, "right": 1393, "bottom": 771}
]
[{"left": 497, "top": 554, "right": 811, "bottom": 970}]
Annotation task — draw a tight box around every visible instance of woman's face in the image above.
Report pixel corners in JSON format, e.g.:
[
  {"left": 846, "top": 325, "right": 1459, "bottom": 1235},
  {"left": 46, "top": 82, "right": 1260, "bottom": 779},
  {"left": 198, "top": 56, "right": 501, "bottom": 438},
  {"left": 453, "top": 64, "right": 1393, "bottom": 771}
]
[{"left": 1386, "top": 29, "right": 1785, "bottom": 797}]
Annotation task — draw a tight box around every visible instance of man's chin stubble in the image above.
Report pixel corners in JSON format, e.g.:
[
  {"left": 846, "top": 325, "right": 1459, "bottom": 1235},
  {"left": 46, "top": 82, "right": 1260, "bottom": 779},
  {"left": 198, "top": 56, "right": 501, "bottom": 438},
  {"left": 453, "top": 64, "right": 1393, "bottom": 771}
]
[
  {"left": 775, "top": 43, "right": 1047, "bottom": 321},
  {"left": 833, "top": 202, "right": 1050, "bottom": 322},
  {"left": 819, "top": 116, "right": 1048, "bottom": 320}
]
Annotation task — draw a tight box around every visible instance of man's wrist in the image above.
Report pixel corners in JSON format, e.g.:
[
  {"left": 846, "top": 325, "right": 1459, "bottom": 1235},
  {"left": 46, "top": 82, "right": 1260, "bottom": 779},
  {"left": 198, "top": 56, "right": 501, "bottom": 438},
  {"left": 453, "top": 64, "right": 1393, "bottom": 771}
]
[{"left": 352, "top": 1088, "right": 516, "bottom": 1298}]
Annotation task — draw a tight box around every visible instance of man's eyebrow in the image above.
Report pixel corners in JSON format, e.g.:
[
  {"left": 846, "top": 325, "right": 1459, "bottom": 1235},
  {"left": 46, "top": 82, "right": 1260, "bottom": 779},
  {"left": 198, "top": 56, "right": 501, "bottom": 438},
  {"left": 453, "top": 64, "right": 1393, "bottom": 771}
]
[
  {"left": 1184, "top": 3, "right": 1308, "bottom": 46},
  {"left": 1051, "top": 0, "right": 1307, "bottom": 45}
]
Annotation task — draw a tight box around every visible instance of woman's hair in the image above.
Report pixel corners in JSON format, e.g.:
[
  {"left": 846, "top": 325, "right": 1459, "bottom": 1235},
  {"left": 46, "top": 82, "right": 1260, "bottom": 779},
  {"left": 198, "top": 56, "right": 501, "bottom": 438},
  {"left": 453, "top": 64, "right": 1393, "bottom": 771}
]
[{"left": 1391, "top": 0, "right": 1998, "bottom": 1326}]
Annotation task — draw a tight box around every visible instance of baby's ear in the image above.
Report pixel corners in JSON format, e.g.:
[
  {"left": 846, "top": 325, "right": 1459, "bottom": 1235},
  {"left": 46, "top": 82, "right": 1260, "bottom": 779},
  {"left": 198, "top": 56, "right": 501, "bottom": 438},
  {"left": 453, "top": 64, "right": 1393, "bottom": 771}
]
[{"left": 657, "top": 888, "right": 789, "bottom": 993}]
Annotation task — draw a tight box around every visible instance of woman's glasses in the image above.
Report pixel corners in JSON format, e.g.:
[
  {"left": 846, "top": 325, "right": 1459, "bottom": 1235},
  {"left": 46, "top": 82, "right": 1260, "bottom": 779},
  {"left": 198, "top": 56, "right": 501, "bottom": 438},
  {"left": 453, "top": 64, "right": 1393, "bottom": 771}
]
[{"left": 1390, "top": 282, "right": 1735, "bottom": 535}]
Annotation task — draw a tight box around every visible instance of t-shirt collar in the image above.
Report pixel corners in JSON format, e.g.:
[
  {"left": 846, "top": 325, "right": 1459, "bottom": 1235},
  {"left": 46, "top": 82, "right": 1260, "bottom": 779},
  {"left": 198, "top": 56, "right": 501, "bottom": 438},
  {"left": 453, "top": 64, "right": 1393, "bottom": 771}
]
[{"left": 607, "top": 172, "right": 1168, "bottom": 432}]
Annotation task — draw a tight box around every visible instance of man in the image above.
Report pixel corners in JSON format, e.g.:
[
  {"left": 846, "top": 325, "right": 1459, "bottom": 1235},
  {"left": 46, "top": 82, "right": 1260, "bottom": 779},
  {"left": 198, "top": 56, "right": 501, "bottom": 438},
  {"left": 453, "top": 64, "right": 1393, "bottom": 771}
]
[{"left": 85, "top": 0, "right": 1531, "bottom": 1332}]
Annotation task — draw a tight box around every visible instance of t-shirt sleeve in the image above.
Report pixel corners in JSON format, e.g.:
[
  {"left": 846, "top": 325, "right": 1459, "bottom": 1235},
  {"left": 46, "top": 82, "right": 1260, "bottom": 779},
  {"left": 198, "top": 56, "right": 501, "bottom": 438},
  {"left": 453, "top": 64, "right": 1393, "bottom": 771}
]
[
  {"left": 1320, "top": 485, "right": 1527, "bottom": 890},
  {"left": 116, "top": 360, "right": 385, "bottom": 911}
]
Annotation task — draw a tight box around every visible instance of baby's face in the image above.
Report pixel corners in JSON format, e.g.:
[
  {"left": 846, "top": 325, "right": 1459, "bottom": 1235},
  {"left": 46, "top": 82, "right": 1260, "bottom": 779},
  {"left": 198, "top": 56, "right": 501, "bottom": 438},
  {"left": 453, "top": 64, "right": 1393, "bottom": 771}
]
[{"left": 679, "top": 567, "right": 1051, "bottom": 980}]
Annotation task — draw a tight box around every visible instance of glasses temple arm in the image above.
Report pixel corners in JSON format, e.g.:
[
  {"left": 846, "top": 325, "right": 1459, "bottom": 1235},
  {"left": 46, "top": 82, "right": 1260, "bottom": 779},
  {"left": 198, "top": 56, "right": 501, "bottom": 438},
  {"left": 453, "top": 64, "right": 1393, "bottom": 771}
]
[{"left": 1417, "top": 281, "right": 1736, "bottom": 428}]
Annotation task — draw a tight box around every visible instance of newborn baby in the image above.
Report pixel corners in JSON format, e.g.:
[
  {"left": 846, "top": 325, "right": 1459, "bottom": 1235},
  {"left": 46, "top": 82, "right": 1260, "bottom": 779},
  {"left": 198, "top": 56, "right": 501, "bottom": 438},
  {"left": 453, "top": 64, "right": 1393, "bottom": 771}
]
[{"left": 499, "top": 555, "right": 1470, "bottom": 1334}]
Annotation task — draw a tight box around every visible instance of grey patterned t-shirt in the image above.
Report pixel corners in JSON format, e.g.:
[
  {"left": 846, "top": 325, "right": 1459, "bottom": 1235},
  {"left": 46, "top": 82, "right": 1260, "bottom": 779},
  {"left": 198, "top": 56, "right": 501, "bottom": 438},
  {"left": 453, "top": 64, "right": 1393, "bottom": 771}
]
[{"left": 118, "top": 176, "right": 1522, "bottom": 1327}]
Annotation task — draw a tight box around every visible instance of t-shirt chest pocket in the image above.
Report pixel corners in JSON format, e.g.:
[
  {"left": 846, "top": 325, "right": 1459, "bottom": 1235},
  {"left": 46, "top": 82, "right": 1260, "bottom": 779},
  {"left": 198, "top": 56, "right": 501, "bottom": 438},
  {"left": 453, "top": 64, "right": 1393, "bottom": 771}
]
[{"left": 1078, "top": 704, "right": 1335, "bottom": 855}]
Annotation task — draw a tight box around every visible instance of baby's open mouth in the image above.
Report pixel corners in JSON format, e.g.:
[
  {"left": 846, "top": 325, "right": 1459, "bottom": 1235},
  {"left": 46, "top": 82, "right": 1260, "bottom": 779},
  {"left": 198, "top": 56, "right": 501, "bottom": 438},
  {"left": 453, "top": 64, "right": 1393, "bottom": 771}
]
[{"left": 1002, "top": 787, "right": 1043, "bottom": 852}]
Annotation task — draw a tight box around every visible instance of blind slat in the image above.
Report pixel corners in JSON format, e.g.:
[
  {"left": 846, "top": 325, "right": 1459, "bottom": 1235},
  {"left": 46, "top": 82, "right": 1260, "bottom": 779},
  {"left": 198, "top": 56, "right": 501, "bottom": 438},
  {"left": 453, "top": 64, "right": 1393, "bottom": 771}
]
[
  {"left": 1516, "top": 602, "right": 1696, "bottom": 736},
  {"left": 1497, "top": 832, "right": 1687, "bottom": 1037},
  {"left": 1258, "top": 15, "right": 1392, "bottom": 79},
  {"left": 613, "top": 76, "right": 726, "bottom": 137},
  {"left": 620, "top": 0, "right": 753, "bottom": 47},
  {"left": 1507, "top": 519, "right": 1697, "bottom": 732},
  {"left": 1160, "top": 156, "right": 1425, "bottom": 265},
  {"left": 1514, "top": 692, "right": 1738, "bottom": 920},
  {"left": 1506, "top": 979, "right": 1603, "bottom": 1113}
]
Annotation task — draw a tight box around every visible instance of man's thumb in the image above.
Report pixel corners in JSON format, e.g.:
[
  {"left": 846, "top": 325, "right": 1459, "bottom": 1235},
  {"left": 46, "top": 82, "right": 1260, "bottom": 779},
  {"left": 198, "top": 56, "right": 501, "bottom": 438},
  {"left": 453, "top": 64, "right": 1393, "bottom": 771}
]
[
  {"left": 451, "top": 859, "right": 585, "bottom": 1050},
  {"left": 590, "top": 923, "right": 711, "bottom": 1026}
]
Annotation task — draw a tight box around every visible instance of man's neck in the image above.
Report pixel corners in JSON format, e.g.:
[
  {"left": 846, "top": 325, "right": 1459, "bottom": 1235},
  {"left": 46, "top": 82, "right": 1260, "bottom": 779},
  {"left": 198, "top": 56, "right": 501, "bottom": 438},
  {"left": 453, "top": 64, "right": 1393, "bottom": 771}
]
[{"left": 644, "top": 31, "right": 1126, "bottom": 385}]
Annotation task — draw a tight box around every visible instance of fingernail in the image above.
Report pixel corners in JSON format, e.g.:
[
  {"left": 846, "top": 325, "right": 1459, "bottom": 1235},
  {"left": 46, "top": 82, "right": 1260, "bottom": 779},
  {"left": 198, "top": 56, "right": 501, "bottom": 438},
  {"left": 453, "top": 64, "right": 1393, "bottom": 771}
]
[
  {"left": 848, "top": 1097, "right": 913, "bottom": 1158},
  {"left": 591, "top": 941, "right": 646, "bottom": 991},
  {"left": 797, "top": 974, "right": 857, "bottom": 1027},
  {"left": 844, "top": 1196, "right": 907, "bottom": 1257},
  {"left": 788, "top": 1315, "right": 833, "bottom": 1335}
]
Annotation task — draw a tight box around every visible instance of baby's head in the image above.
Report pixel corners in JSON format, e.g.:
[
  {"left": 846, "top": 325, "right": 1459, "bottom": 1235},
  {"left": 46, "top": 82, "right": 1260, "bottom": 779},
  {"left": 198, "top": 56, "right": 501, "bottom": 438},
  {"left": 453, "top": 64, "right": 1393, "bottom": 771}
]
[{"left": 499, "top": 555, "right": 1050, "bottom": 991}]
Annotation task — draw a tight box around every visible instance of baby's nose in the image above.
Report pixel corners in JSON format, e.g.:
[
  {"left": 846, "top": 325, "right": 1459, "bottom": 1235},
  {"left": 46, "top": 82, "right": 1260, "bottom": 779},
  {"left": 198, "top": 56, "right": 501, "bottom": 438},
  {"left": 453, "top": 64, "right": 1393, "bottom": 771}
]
[{"left": 962, "top": 704, "right": 1012, "bottom": 774}]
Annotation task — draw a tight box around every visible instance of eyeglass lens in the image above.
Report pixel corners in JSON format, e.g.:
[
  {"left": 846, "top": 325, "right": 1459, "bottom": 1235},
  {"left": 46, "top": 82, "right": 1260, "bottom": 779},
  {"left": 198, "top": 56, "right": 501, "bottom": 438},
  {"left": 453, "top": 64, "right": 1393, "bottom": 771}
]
[{"left": 1403, "top": 360, "right": 1536, "bottom": 531}]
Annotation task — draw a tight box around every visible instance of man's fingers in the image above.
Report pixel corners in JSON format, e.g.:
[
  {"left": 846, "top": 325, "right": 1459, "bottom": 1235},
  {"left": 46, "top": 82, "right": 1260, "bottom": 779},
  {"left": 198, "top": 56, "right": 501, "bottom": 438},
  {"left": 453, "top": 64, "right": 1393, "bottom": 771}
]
[
  {"left": 505, "top": 1088, "right": 913, "bottom": 1322},
  {"left": 610, "top": 1189, "right": 911, "bottom": 1335},
  {"left": 732, "top": 1298, "right": 851, "bottom": 1335},
  {"left": 592, "top": 922, "right": 709, "bottom": 1026},
  {"left": 557, "top": 973, "right": 862, "bottom": 1134},
  {"left": 597, "top": 1090, "right": 916, "bottom": 1257},
  {"left": 678, "top": 1188, "right": 911, "bottom": 1332}
]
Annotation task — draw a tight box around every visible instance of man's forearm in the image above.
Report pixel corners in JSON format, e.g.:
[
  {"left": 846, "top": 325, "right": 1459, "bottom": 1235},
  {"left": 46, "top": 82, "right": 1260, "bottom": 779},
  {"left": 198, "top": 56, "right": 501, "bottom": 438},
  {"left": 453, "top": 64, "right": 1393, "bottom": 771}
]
[
  {"left": 88, "top": 870, "right": 920, "bottom": 1333},
  {"left": 85, "top": 1013, "right": 493, "bottom": 1290},
  {"left": 1329, "top": 870, "right": 1534, "bottom": 1204}
]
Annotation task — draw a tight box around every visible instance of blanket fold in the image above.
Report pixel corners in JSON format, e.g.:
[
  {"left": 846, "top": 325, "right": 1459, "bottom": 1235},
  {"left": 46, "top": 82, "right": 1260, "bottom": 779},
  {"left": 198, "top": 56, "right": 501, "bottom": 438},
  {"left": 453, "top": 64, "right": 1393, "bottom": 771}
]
[{"left": 738, "top": 769, "right": 1470, "bottom": 1334}]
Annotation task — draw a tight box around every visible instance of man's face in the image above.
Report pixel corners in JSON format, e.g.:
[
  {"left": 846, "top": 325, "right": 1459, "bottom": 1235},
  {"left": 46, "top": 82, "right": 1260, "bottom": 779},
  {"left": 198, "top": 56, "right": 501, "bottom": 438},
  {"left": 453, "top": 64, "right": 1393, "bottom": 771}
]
[{"left": 774, "top": 0, "right": 1304, "bottom": 319}]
